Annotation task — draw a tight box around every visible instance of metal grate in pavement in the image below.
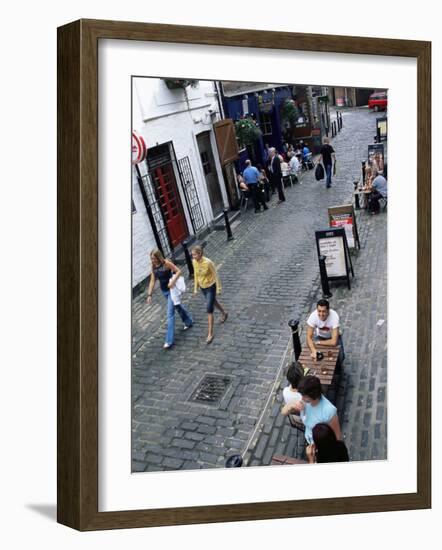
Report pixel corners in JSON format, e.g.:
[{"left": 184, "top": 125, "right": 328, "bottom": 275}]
[{"left": 189, "top": 375, "right": 232, "bottom": 406}]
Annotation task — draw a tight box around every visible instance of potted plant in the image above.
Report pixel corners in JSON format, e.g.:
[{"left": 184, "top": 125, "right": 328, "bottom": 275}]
[
  {"left": 281, "top": 99, "right": 300, "bottom": 126},
  {"left": 163, "top": 79, "right": 199, "bottom": 90},
  {"left": 234, "top": 116, "right": 262, "bottom": 148}
]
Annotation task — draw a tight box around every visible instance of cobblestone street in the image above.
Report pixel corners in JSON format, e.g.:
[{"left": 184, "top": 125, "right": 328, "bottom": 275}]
[{"left": 132, "top": 107, "right": 387, "bottom": 472}]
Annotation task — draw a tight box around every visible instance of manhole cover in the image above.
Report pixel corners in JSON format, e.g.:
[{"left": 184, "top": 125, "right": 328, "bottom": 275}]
[{"left": 190, "top": 375, "right": 232, "bottom": 406}]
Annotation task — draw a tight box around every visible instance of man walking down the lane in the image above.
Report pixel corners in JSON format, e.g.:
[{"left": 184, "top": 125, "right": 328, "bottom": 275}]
[
  {"left": 318, "top": 137, "right": 336, "bottom": 188},
  {"left": 268, "top": 147, "right": 286, "bottom": 203},
  {"left": 243, "top": 159, "right": 268, "bottom": 213}
]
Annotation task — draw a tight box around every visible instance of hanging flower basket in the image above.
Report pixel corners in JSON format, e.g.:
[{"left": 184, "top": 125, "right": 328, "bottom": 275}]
[
  {"left": 234, "top": 116, "right": 262, "bottom": 147},
  {"left": 281, "top": 99, "right": 299, "bottom": 126},
  {"left": 163, "top": 79, "right": 199, "bottom": 90}
]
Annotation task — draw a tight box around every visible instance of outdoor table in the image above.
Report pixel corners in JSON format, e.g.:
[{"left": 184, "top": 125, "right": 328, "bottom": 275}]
[
  {"left": 353, "top": 187, "right": 372, "bottom": 209},
  {"left": 297, "top": 345, "right": 340, "bottom": 387}
]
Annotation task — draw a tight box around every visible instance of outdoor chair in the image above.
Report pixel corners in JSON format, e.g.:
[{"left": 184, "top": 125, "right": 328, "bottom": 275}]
[{"left": 288, "top": 413, "right": 305, "bottom": 432}]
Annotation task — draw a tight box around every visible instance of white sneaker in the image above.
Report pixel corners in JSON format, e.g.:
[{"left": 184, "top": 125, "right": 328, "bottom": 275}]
[
  {"left": 163, "top": 343, "right": 172, "bottom": 349},
  {"left": 183, "top": 324, "right": 192, "bottom": 331}
]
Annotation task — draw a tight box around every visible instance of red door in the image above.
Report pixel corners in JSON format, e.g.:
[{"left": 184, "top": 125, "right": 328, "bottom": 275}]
[{"left": 153, "top": 163, "right": 188, "bottom": 247}]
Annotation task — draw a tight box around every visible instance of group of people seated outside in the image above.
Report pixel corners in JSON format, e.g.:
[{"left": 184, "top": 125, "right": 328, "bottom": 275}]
[
  {"left": 236, "top": 141, "right": 315, "bottom": 213},
  {"left": 280, "top": 299, "right": 349, "bottom": 465},
  {"left": 362, "top": 165, "right": 388, "bottom": 214}
]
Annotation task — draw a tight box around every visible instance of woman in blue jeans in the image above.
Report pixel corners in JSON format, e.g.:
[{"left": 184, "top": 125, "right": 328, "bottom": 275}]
[{"left": 146, "top": 249, "right": 193, "bottom": 349}]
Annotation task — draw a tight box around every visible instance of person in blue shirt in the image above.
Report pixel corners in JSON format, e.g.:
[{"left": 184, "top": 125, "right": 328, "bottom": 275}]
[
  {"left": 242, "top": 159, "right": 268, "bottom": 213},
  {"left": 301, "top": 143, "right": 313, "bottom": 170},
  {"left": 286, "top": 375, "right": 342, "bottom": 445},
  {"left": 369, "top": 170, "right": 388, "bottom": 214}
]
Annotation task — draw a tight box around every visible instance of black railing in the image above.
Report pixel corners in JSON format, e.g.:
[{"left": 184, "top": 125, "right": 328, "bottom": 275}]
[{"left": 177, "top": 156, "right": 205, "bottom": 233}]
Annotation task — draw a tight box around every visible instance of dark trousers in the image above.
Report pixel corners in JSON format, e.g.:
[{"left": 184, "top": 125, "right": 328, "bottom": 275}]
[
  {"left": 369, "top": 189, "right": 383, "bottom": 213},
  {"left": 271, "top": 175, "right": 285, "bottom": 202},
  {"left": 249, "top": 184, "right": 267, "bottom": 211},
  {"left": 324, "top": 163, "right": 332, "bottom": 187}
]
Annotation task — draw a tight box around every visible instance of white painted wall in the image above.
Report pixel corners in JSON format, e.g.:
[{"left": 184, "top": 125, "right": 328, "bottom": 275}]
[
  {"left": 131, "top": 165, "right": 157, "bottom": 287},
  {"left": 132, "top": 77, "right": 228, "bottom": 286}
]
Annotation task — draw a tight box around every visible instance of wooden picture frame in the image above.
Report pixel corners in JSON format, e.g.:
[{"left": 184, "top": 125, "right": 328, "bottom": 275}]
[{"left": 57, "top": 19, "right": 431, "bottom": 531}]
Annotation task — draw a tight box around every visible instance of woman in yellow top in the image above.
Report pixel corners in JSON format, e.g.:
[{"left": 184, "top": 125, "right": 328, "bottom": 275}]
[{"left": 191, "top": 245, "right": 228, "bottom": 344}]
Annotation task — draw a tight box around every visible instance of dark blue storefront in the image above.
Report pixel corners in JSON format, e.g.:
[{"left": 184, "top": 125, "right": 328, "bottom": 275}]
[{"left": 221, "top": 85, "right": 294, "bottom": 173}]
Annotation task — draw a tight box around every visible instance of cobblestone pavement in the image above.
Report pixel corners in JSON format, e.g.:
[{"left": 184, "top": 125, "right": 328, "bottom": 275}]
[{"left": 132, "top": 107, "right": 387, "bottom": 472}]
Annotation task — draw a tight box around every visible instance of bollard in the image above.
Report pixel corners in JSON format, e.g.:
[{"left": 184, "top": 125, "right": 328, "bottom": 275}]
[
  {"left": 288, "top": 318, "right": 302, "bottom": 361},
  {"left": 331, "top": 122, "right": 335, "bottom": 138},
  {"left": 181, "top": 238, "right": 194, "bottom": 279},
  {"left": 325, "top": 126, "right": 329, "bottom": 138},
  {"left": 223, "top": 208, "right": 234, "bottom": 241},
  {"left": 333, "top": 121, "right": 337, "bottom": 136},
  {"left": 354, "top": 180, "right": 360, "bottom": 210},
  {"left": 339, "top": 111, "right": 343, "bottom": 128},
  {"left": 225, "top": 454, "right": 243, "bottom": 467},
  {"left": 361, "top": 160, "right": 366, "bottom": 183},
  {"left": 337, "top": 115, "right": 341, "bottom": 132},
  {"left": 319, "top": 255, "right": 333, "bottom": 299}
]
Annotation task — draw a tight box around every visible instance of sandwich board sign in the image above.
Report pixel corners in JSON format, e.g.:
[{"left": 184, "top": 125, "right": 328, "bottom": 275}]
[
  {"left": 315, "top": 227, "right": 354, "bottom": 289},
  {"left": 328, "top": 204, "right": 360, "bottom": 249}
]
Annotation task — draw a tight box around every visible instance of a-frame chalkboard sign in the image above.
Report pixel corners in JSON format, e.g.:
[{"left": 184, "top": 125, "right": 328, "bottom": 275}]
[{"left": 315, "top": 227, "right": 354, "bottom": 289}]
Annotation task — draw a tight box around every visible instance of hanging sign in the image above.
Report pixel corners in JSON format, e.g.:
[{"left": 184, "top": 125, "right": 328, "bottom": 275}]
[
  {"left": 328, "top": 204, "right": 360, "bottom": 249},
  {"left": 315, "top": 227, "right": 354, "bottom": 289},
  {"left": 132, "top": 130, "right": 147, "bottom": 165}
]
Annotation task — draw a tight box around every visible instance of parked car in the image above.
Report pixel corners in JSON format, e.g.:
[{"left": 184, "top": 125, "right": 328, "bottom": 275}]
[{"left": 368, "top": 91, "right": 388, "bottom": 111}]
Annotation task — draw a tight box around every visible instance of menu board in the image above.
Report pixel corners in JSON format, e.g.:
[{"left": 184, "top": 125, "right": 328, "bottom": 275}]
[
  {"left": 328, "top": 204, "right": 360, "bottom": 249},
  {"left": 376, "top": 117, "right": 388, "bottom": 141},
  {"left": 318, "top": 235, "right": 346, "bottom": 277},
  {"left": 315, "top": 227, "right": 354, "bottom": 289}
]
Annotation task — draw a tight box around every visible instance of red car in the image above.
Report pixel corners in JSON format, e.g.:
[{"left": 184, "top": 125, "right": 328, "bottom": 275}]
[{"left": 368, "top": 91, "right": 388, "bottom": 111}]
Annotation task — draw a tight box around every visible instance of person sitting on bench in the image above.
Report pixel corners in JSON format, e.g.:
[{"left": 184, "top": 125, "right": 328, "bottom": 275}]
[
  {"left": 306, "top": 299, "right": 345, "bottom": 365},
  {"left": 280, "top": 361, "right": 304, "bottom": 420}
]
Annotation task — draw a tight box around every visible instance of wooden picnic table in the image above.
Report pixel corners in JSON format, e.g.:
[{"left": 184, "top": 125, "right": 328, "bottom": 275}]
[{"left": 297, "top": 345, "right": 340, "bottom": 387}]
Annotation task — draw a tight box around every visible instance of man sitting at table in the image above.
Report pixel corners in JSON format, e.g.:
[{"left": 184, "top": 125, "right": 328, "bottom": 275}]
[
  {"left": 368, "top": 170, "right": 388, "bottom": 214},
  {"left": 306, "top": 299, "right": 345, "bottom": 365}
]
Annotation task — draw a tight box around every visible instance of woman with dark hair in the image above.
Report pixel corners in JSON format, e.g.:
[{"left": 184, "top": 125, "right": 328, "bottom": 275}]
[
  {"left": 306, "top": 423, "right": 349, "bottom": 464},
  {"left": 146, "top": 249, "right": 193, "bottom": 349},
  {"left": 287, "top": 375, "right": 342, "bottom": 445}
]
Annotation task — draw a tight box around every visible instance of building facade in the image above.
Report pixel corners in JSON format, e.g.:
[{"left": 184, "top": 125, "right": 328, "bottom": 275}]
[
  {"left": 132, "top": 78, "right": 238, "bottom": 288},
  {"left": 220, "top": 82, "right": 330, "bottom": 171}
]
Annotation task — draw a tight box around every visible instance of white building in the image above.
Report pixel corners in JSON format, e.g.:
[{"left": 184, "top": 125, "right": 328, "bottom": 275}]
[{"left": 132, "top": 78, "right": 238, "bottom": 289}]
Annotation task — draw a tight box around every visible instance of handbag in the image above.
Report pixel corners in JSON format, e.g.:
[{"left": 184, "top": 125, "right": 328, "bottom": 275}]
[
  {"left": 315, "top": 163, "right": 324, "bottom": 181},
  {"left": 170, "top": 275, "right": 186, "bottom": 305}
]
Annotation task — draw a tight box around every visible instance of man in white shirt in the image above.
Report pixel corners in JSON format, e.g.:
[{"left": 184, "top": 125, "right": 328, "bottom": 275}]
[
  {"left": 289, "top": 152, "right": 301, "bottom": 183},
  {"left": 306, "top": 299, "right": 345, "bottom": 364}
]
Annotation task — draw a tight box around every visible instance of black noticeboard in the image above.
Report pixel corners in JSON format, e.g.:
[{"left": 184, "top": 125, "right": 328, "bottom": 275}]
[
  {"left": 315, "top": 227, "right": 354, "bottom": 289},
  {"left": 376, "top": 117, "right": 388, "bottom": 141}
]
